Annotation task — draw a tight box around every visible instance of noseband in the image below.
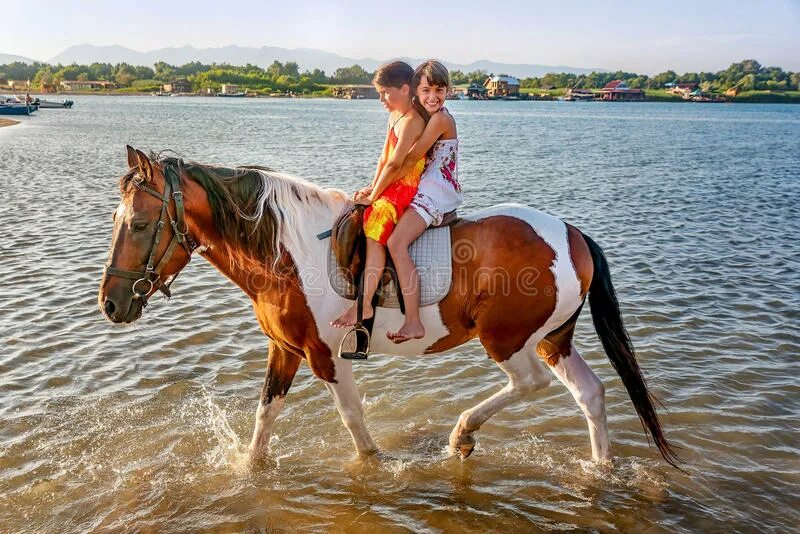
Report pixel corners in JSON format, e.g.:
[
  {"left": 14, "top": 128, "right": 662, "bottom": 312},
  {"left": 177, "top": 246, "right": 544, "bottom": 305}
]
[{"left": 103, "top": 160, "right": 197, "bottom": 306}]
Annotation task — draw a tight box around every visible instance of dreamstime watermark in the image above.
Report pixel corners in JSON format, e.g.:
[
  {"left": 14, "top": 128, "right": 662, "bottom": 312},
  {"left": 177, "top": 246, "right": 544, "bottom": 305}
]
[{"left": 232, "top": 236, "right": 556, "bottom": 299}]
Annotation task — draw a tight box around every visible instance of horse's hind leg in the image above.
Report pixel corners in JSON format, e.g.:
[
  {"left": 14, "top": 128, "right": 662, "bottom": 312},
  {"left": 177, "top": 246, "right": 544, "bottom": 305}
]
[
  {"left": 249, "top": 343, "right": 302, "bottom": 460},
  {"left": 542, "top": 342, "right": 611, "bottom": 461},
  {"left": 449, "top": 337, "right": 552, "bottom": 458}
]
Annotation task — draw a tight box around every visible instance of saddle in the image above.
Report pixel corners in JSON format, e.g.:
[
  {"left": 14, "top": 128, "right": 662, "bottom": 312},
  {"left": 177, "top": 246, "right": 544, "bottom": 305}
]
[{"left": 317, "top": 202, "right": 457, "bottom": 359}]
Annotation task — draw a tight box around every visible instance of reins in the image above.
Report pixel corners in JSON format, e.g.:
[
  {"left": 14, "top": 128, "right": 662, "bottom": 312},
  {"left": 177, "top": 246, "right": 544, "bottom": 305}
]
[{"left": 103, "top": 160, "right": 197, "bottom": 306}]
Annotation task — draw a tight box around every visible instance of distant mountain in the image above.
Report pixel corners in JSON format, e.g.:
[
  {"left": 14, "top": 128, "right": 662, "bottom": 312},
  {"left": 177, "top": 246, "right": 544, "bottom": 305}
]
[
  {"left": 46, "top": 44, "right": 605, "bottom": 78},
  {"left": 0, "top": 53, "right": 37, "bottom": 64}
]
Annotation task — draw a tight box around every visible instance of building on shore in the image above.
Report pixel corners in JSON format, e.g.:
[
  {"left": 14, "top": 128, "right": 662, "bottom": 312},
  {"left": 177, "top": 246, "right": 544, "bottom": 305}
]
[
  {"left": 220, "top": 83, "right": 241, "bottom": 95},
  {"left": 598, "top": 80, "right": 645, "bottom": 101},
  {"left": 60, "top": 80, "right": 117, "bottom": 91},
  {"left": 331, "top": 85, "right": 378, "bottom": 99},
  {"left": 466, "top": 82, "right": 487, "bottom": 99},
  {"left": 484, "top": 76, "right": 520, "bottom": 98},
  {"left": 163, "top": 79, "right": 192, "bottom": 94},
  {"left": 8, "top": 80, "right": 31, "bottom": 91}
]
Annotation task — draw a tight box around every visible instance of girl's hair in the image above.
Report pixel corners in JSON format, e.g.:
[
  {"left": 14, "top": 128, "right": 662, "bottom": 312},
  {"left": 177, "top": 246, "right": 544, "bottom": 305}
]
[
  {"left": 411, "top": 60, "right": 451, "bottom": 122},
  {"left": 372, "top": 61, "right": 414, "bottom": 89}
]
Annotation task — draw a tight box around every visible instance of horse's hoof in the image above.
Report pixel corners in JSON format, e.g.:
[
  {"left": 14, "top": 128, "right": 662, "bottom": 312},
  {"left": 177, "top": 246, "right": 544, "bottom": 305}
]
[{"left": 449, "top": 435, "right": 475, "bottom": 460}]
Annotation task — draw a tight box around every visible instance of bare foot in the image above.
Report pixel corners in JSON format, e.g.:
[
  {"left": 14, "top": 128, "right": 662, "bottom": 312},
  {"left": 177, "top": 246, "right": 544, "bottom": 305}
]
[
  {"left": 387, "top": 319, "right": 425, "bottom": 343},
  {"left": 330, "top": 302, "right": 374, "bottom": 328}
]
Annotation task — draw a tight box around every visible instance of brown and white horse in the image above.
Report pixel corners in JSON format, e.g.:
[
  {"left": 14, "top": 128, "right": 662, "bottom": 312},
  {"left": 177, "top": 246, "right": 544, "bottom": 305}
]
[{"left": 98, "top": 147, "right": 680, "bottom": 467}]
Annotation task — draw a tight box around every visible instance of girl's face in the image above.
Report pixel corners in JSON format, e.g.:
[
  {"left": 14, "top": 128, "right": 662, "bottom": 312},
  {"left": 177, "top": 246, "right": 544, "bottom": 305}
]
[
  {"left": 375, "top": 83, "right": 410, "bottom": 112},
  {"left": 416, "top": 77, "right": 448, "bottom": 114}
]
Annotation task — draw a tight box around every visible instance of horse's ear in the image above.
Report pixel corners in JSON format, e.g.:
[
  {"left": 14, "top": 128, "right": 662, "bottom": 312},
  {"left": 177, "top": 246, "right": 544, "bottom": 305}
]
[
  {"left": 126, "top": 145, "right": 138, "bottom": 169},
  {"left": 134, "top": 148, "right": 154, "bottom": 181}
]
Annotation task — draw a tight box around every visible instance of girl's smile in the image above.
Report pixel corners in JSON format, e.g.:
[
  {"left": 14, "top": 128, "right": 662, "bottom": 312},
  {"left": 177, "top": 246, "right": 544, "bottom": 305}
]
[{"left": 416, "top": 78, "right": 448, "bottom": 114}]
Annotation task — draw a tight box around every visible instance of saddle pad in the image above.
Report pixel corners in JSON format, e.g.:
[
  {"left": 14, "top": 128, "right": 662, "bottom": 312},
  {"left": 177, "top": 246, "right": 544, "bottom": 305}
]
[{"left": 327, "top": 226, "right": 452, "bottom": 308}]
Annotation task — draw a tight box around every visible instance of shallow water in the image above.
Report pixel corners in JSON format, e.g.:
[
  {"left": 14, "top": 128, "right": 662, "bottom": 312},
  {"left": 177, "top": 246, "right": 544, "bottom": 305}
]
[{"left": 0, "top": 96, "right": 798, "bottom": 533}]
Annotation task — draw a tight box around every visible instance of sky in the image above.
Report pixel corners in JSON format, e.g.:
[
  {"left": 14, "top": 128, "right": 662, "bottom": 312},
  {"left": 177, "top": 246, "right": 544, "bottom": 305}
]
[{"left": 2, "top": 0, "right": 799, "bottom": 74}]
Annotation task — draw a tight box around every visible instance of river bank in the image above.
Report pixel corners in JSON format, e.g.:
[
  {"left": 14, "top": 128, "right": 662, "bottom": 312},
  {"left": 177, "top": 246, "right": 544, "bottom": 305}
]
[
  {"left": 0, "top": 118, "right": 20, "bottom": 127},
  {"left": 11, "top": 89, "right": 800, "bottom": 103}
]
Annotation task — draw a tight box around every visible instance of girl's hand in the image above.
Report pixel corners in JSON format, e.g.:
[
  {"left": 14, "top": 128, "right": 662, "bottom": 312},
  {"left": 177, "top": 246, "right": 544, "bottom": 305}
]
[{"left": 354, "top": 196, "right": 373, "bottom": 206}]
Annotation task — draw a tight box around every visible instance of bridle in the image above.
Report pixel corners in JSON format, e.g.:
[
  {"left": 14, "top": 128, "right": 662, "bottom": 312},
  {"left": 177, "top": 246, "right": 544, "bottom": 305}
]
[{"left": 103, "top": 159, "right": 197, "bottom": 306}]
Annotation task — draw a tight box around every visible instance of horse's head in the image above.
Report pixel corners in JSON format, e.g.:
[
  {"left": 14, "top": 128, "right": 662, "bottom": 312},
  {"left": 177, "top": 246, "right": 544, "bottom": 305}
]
[{"left": 98, "top": 146, "right": 198, "bottom": 323}]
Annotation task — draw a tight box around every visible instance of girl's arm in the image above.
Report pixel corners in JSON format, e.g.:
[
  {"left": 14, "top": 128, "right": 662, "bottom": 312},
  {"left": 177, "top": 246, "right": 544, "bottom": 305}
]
[
  {"left": 366, "top": 116, "right": 425, "bottom": 201},
  {"left": 393, "top": 113, "right": 450, "bottom": 179}
]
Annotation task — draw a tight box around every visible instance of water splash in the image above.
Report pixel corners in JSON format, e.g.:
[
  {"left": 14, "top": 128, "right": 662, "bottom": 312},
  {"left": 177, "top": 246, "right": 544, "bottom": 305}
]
[{"left": 198, "top": 385, "right": 251, "bottom": 473}]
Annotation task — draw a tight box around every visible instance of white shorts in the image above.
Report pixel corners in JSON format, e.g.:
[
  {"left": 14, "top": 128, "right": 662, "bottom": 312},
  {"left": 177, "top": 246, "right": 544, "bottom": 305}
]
[{"left": 410, "top": 178, "right": 463, "bottom": 227}]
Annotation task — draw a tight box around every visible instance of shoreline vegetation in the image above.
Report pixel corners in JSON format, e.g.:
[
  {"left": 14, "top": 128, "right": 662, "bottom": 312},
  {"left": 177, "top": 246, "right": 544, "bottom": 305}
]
[{"left": 1, "top": 59, "right": 798, "bottom": 103}]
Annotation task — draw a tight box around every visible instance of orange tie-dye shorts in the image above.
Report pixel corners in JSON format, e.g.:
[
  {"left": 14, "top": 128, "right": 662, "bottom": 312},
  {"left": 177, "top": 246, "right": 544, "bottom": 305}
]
[{"left": 363, "top": 161, "right": 425, "bottom": 246}]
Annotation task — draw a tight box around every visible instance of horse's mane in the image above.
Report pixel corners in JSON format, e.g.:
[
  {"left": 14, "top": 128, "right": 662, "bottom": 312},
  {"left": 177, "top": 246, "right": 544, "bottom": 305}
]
[{"left": 120, "top": 152, "right": 344, "bottom": 269}]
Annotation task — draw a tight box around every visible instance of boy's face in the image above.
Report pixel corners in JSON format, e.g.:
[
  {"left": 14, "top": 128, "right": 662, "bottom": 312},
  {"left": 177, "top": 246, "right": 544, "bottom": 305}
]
[
  {"left": 375, "top": 83, "right": 410, "bottom": 112},
  {"left": 416, "top": 77, "right": 448, "bottom": 114}
]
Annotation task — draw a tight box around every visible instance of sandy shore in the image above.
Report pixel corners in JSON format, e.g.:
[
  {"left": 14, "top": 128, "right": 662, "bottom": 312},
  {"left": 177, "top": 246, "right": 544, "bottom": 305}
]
[{"left": 0, "top": 118, "right": 20, "bottom": 128}]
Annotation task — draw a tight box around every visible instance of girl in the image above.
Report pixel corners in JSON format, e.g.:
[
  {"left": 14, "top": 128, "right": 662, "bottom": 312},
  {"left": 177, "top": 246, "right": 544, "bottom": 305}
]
[
  {"left": 386, "top": 60, "right": 463, "bottom": 343},
  {"left": 330, "top": 61, "right": 427, "bottom": 329}
]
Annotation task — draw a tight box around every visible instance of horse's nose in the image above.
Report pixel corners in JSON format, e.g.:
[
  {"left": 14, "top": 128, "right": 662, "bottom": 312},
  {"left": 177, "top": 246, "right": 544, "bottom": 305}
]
[{"left": 103, "top": 297, "right": 116, "bottom": 317}]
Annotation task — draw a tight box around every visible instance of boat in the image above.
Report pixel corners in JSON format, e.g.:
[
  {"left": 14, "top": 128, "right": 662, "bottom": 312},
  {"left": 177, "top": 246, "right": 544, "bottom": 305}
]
[
  {"left": 0, "top": 101, "right": 37, "bottom": 115},
  {"left": 34, "top": 98, "right": 74, "bottom": 109},
  {"left": 563, "top": 88, "right": 596, "bottom": 101},
  {"left": 217, "top": 92, "right": 246, "bottom": 97},
  {"left": 151, "top": 91, "right": 171, "bottom": 97}
]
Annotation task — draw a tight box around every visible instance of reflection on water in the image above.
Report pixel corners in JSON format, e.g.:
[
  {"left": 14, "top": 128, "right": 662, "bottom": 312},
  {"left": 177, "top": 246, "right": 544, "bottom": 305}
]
[{"left": 0, "top": 97, "right": 798, "bottom": 532}]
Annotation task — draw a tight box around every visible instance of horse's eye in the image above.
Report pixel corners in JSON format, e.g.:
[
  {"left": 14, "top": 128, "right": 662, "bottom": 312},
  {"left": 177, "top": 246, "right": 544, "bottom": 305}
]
[{"left": 133, "top": 222, "right": 148, "bottom": 232}]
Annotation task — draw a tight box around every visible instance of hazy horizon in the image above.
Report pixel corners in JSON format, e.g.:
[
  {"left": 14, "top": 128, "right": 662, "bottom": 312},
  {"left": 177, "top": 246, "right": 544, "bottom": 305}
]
[{"left": 3, "top": 0, "right": 799, "bottom": 75}]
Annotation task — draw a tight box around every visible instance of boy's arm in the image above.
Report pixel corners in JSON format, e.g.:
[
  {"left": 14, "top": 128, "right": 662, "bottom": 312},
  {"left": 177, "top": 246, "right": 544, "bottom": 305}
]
[
  {"left": 355, "top": 126, "right": 392, "bottom": 200},
  {"left": 372, "top": 127, "right": 392, "bottom": 186},
  {"left": 368, "top": 117, "right": 425, "bottom": 201}
]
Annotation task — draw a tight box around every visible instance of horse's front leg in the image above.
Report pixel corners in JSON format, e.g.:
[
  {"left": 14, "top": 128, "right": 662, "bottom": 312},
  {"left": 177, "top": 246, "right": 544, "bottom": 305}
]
[
  {"left": 323, "top": 356, "right": 378, "bottom": 455},
  {"left": 249, "top": 343, "right": 302, "bottom": 460}
]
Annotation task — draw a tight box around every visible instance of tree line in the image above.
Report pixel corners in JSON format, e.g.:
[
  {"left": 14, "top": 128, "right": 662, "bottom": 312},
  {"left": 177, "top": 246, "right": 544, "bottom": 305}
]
[
  {"left": 1, "top": 59, "right": 797, "bottom": 94},
  {"left": 0, "top": 60, "right": 376, "bottom": 93},
  {"left": 520, "top": 60, "right": 799, "bottom": 93}
]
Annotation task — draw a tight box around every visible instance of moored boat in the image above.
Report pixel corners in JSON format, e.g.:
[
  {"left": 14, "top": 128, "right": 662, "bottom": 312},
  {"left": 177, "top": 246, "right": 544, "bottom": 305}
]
[
  {"left": 217, "top": 92, "right": 247, "bottom": 97},
  {"left": 0, "top": 101, "right": 37, "bottom": 115},
  {"left": 36, "top": 98, "right": 74, "bottom": 108}
]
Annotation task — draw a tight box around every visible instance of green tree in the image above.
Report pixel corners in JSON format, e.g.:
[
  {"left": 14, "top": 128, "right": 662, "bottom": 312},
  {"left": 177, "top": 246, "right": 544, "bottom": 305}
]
[
  {"left": 115, "top": 64, "right": 137, "bottom": 86},
  {"left": 649, "top": 70, "right": 678, "bottom": 88},
  {"left": 333, "top": 64, "right": 371, "bottom": 84},
  {"left": 56, "top": 64, "right": 86, "bottom": 81},
  {"left": 32, "top": 66, "right": 54, "bottom": 88}
]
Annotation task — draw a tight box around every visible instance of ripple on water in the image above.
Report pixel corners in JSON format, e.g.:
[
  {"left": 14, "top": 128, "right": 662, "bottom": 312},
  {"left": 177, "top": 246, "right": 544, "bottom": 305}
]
[{"left": 0, "top": 98, "right": 798, "bottom": 532}]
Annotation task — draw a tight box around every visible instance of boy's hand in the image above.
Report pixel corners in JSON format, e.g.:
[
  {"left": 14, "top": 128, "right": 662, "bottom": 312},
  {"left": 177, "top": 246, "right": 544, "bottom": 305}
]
[{"left": 353, "top": 186, "right": 372, "bottom": 201}]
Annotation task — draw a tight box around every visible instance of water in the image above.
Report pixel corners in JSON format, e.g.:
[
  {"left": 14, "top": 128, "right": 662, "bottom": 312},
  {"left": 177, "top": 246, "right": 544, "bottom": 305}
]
[{"left": 1, "top": 97, "right": 798, "bottom": 532}]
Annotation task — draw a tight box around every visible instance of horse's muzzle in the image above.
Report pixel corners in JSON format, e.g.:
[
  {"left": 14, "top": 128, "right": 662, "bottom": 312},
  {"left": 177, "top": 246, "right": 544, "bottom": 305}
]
[{"left": 99, "top": 293, "right": 143, "bottom": 324}]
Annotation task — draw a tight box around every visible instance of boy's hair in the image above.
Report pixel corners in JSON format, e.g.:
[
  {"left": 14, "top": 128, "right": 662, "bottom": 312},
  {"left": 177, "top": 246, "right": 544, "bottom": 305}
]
[
  {"left": 372, "top": 61, "right": 414, "bottom": 88},
  {"left": 411, "top": 60, "right": 451, "bottom": 122}
]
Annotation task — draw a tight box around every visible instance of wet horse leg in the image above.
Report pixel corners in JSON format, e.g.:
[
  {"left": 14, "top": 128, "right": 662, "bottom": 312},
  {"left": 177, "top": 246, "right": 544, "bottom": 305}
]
[
  {"left": 324, "top": 357, "right": 378, "bottom": 455},
  {"left": 548, "top": 345, "right": 611, "bottom": 461},
  {"left": 449, "top": 338, "right": 552, "bottom": 458},
  {"left": 249, "top": 343, "right": 302, "bottom": 460}
]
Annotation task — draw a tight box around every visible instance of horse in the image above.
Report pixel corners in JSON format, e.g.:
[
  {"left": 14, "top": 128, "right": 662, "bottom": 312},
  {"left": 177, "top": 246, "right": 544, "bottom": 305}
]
[{"left": 98, "top": 146, "right": 680, "bottom": 468}]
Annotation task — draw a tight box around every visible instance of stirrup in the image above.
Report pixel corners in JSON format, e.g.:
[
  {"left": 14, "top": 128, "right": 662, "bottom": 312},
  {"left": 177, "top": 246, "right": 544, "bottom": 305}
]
[{"left": 339, "top": 323, "right": 371, "bottom": 360}]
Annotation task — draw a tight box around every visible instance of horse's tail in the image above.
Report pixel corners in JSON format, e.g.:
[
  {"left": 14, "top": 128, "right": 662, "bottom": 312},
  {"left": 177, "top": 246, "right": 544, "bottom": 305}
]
[{"left": 582, "top": 233, "right": 682, "bottom": 468}]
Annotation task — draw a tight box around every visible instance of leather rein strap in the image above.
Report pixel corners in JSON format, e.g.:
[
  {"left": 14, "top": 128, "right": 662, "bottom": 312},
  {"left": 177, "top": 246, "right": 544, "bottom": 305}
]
[{"left": 103, "top": 160, "right": 197, "bottom": 306}]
